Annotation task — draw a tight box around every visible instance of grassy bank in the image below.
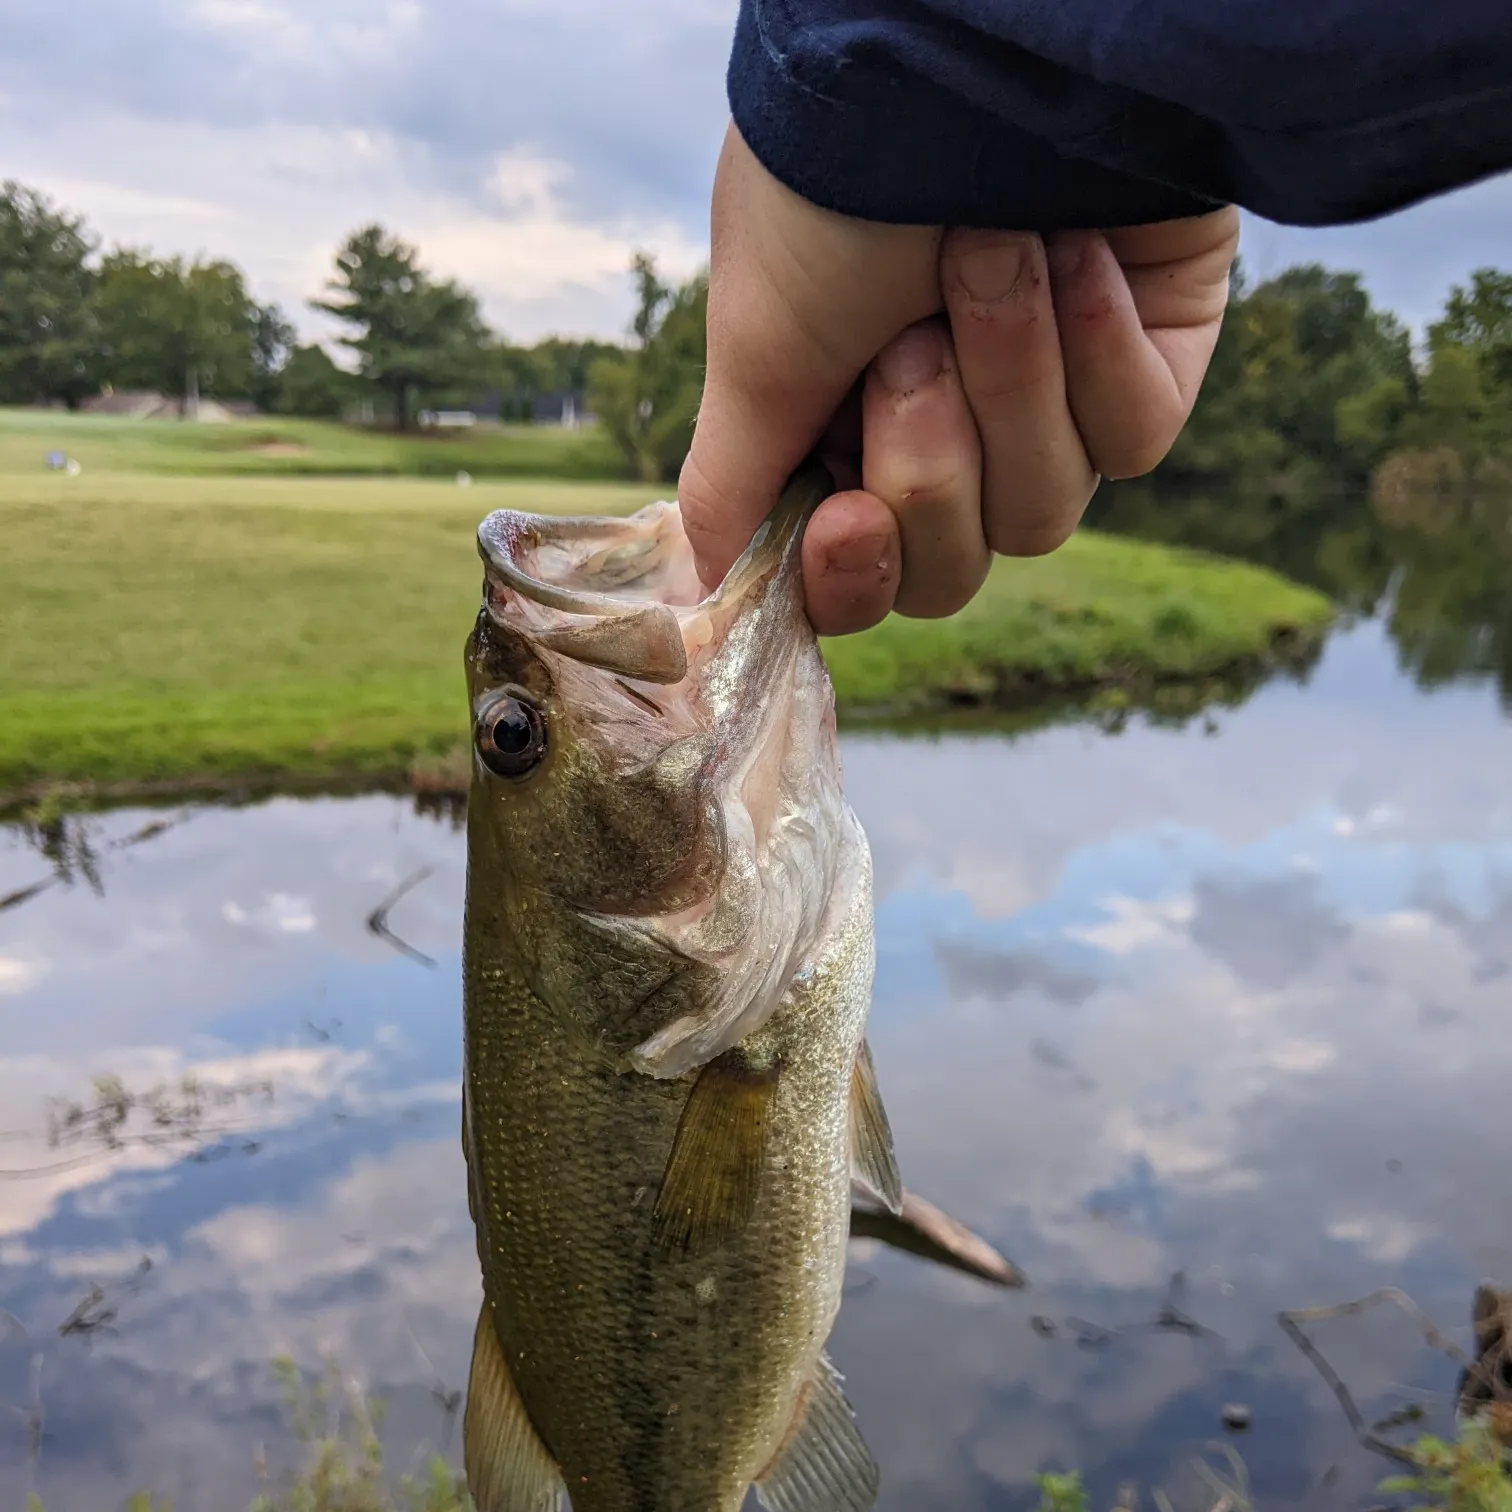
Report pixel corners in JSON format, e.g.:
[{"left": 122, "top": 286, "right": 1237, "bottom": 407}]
[
  {"left": 0, "top": 407, "right": 623, "bottom": 479},
  {"left": 0, "top": 471, "right": 1332, "bottom": 807}
]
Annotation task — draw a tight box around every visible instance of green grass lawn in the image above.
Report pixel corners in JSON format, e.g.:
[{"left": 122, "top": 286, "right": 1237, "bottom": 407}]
[
  {"left": 0, "top": 467, "right": 1333, "bottom": 804},
  {"left": 0, "top": 406, "right": 624, "bottom": 479}
]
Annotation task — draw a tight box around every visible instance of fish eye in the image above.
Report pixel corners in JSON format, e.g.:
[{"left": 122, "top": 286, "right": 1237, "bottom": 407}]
[{"left": 475, "top": 692, "right": 547, "bottom": 779}]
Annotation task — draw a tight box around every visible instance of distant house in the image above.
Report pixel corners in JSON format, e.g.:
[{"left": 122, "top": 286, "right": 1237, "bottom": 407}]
[
  {"left": 81, "top": 391, "right": 179, "bottom": 420},
  {"left": 466, "top": 389, "right": 505, "bottom": 422},
  {"left": 531, "top": 389, "right": 593, "bottom": 428},
  {"left": 80, "top": 391, "right": 255, "bottom": 423}
]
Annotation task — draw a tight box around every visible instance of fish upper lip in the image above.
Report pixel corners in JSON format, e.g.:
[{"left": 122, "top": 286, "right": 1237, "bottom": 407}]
[
  {"left": 476, "top": 461, "right": 833, "bottom": 630},
  {"left": 477, "top": 510, "right": 675, "bottom": 620}
]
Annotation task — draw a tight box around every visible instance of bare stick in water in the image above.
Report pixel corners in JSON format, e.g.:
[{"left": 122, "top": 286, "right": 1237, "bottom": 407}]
[{"left": 366, "top": 866, "right": 437, "bottom": 968}]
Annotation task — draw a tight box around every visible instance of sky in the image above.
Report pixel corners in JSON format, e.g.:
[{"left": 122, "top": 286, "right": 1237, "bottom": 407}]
[{"left": 2, "top": 0, "right": 1508, "bottom": 347}]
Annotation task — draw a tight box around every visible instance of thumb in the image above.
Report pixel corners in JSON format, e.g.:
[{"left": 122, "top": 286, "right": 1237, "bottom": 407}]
[{"left": 678, "top": 125, "right": 941, "bottom": 589}]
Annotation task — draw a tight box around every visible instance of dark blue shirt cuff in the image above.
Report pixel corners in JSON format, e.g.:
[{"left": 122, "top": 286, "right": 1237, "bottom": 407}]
[{"left": 729, "top": 0, "right": 1512, "bottom": 230}]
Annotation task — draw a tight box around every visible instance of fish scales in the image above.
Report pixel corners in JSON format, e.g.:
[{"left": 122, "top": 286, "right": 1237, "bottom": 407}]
[
  {"left": 464, "top": 820, "right": 873, "bottom": 1511},
  {"left": 460, "top": 466, "right": 887, "bottom": 1512}
]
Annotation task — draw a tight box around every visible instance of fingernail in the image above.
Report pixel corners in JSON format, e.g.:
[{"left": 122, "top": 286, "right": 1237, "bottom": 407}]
[
  {"left": 826, "top": 529, "right": 895, "bottom": 575},
  {"left": 1046, "top": 232, "right": 1094, "bottom": 279},
  {"left": 955, "top": 232, "right": 1032, "bottom": 303},
  {"left": 875, "top": 322, "right": 945, "bottom": 394}
]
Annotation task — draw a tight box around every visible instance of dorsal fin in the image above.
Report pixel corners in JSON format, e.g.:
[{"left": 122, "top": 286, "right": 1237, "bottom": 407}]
[{"left": 848, "top": 1040, "right": 902, "bottom": 1215}]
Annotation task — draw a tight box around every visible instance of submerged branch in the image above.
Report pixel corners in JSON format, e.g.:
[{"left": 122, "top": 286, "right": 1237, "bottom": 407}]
[
  {"left": 1279, "top": 1288, "right": 1491, "bottom": 1466},
  {"left": 366, "top": 866, "right": 437, "bottom": 968}
]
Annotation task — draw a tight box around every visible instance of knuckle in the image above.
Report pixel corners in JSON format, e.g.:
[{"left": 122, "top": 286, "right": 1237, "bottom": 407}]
[
  {"left": 676, "top": 452, "right": 748, "bottom": 577},
  {"left": 1099, "top": 438, "right": 1174, "bottom": 480},
  {"left": 987, "top": 518, "right": 1078, "bottom": 558},
  {"left": 957, "top": 362, "right": 1044, "bottom": 411},
  {"left": 875, "top": 462, "right": 976, "bottom": 520},
  {"left": 862, "top": 383, "right": 982, "bottom": 515},
  {"left": 948, "top": 323, "right": 1058, "bottom": 414},
  {"left": 983, "top": 481, "right": 1097, "bottom": 558},
  {"left": 1085, "top": 416, "right": 1182, "bottom": 480},
  {"left": 895, "top": 562, "right": 988, "bottom": 620}
]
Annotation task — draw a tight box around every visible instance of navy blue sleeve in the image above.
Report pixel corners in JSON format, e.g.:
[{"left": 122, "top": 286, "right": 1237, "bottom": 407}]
[{"left": 729, "top": 0, "right": 1512, "bottom": 229}]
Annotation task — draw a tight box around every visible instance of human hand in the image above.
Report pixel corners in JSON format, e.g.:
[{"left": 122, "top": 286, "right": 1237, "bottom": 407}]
[{"left": 678, "top": 123, "right": 1240, "bottom": 634}]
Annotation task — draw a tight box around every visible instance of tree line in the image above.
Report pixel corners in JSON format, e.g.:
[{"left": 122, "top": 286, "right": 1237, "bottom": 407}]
[
  {"left": 0, "top": 180, "right": 660, "bottom": 452},
  {"left": 1164, "top": 261, "right": 1512, "bottom": 493},
  {"left": 1, "top": 178, "right": 1507, "bottom": 487}
]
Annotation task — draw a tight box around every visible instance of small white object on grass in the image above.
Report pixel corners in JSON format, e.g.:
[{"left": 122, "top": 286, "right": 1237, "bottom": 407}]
[{"left": 456, "top": 470, "right": 473, "bottom": 487}]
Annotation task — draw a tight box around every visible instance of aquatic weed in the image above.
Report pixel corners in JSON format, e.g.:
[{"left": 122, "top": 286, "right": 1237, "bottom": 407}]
[
  {"left": 1035, "top": 1470, "right": 1092, "bottom": 1512},
  {"left": 1383, "top": 1422, "right": 1512, "bottom": 1512},
  {"left": 249, "top": 1354, "right": 471, "bottom": 1512}
]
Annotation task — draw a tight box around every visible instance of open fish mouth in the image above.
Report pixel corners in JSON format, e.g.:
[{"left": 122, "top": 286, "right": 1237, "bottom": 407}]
[{"left": 475, "top": 462, "right": 830, "bottom": 690}]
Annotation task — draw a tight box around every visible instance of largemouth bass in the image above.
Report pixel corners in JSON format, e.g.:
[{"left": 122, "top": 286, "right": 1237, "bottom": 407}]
[{"left": 459, "top": 465, "right": 1010, "bottom": 1511}]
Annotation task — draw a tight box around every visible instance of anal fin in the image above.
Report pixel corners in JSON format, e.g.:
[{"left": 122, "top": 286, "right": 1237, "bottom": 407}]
[
  {"left": 848, "top": 1041, "right": 902, "bottom": 1215},
  {"left": 652, "top": 1048, "right": 780, "bottom": 1257},
  {"left": 755, "top": 1352, "right": 879, "bottom": 1512},
  {"left": 464, "top": 1304, "right": 563, "bottom": 1512}
]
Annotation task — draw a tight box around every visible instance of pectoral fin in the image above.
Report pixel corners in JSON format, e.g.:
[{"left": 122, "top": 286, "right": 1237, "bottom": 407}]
[
  {"left": 651, "top": 1049, "right": 780, "bottom": 1257},
  {"left": 464, "top": 1304, "right": 563, "bottom": 1512},
  {"left": 754, "top": 1352, "right": 879, "bottom": 1512},
  {"left": 848, "top": 1041, "right": 902, "bottom": 1215},
  {"left": 849, "top": 1186, "right": 1025, "bottom": 1288}
]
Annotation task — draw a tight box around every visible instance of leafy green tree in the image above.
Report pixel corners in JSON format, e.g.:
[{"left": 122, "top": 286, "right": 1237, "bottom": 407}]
[
  {"left": 1379, "top": 270, "right": 1512, "bottom": 470},
  {"left": 1263, "top": 264, "right": 1412, "bottom": 466},
  {"left": 490, "top": 336, "right": 625, "bottom": 419},
  {"left": 1166, "top": 261, "right": 1412, "bottom": 486},
  {"left": 1412, "top": 343, "right": 1501, "bottom": 461},
  {"left": 312, "top": 225, "right": 489, "bottom": 430},
  {"left": 530, "top": 337, "right": 623, "bottom": 398},
  {"left": 1430, "top": 267, "right": 1512, "bottom": 392},
  {"left": 249, "top": 302, "right": 296, "bottom": 411},
  {"left": 276, "top": 343, "right": 356, "bottom": 418},
  {"left": 588, "top": 252, "right": 707, "bottom": 481},
  {"left": 0, "top": 181, "right": 100, "bottom": 407},
  {"left": 96, "top": 252, "right": 262, "bottom": 405}
]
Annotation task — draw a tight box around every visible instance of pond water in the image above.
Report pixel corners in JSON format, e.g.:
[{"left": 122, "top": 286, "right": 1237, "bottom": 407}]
[{"left": 4, "top": 491, "right": 1512, "bottom": 1510}]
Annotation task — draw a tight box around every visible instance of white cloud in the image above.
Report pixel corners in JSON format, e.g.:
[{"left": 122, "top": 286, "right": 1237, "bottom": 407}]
[
  {"left": 38, "top": 179, "right": 230, "bottom": 225},
  {"left": 1268, "top": 1037, "right": 1336, "bottom": 1074},
  {"left": 1066, "top": 894, "right": 1195, "bottom": 955},
  {"left": 417, "top": 152, "right": 705, "bottom": 304},
  {"left": 222, "top": 892, "right": 317, "bottom": 934},
  {"left": 4, "top": 113, "right": 707, "bottom": 342},
  {"left": 1326, "top": 1215, "right": 1428, "bottom": 1265},
  {"left": 0, "top": 0, "right": 1496, "bottom": 351},
  {"left": 0, "top": 0, "right": 731, "bottom": 341},
  {"left": 0, "top": 954, "right": 48, "bottom": 995},
  {"left": 0, "top": 1044, "right": 368, "bottom": 1240},
  {"left": 48, "top": 1243, "right": 171, "bottom": 1280}
]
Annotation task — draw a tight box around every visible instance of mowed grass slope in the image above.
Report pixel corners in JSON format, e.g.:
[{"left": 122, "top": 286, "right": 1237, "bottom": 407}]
[
  {"left": 0, "top": 474, "right": 663, "bottom": 793},
  {"left": 0, "top": 407, "right": 624, "bottom": 479},
  {"left": 0, "top": 469, "right": 1333, "bottom": 799}
]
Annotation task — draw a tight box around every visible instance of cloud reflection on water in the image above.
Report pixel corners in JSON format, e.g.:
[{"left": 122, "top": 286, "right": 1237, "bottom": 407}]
[{"left": 1, "top": 626, "right": 1511, "bottom": 1506}]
